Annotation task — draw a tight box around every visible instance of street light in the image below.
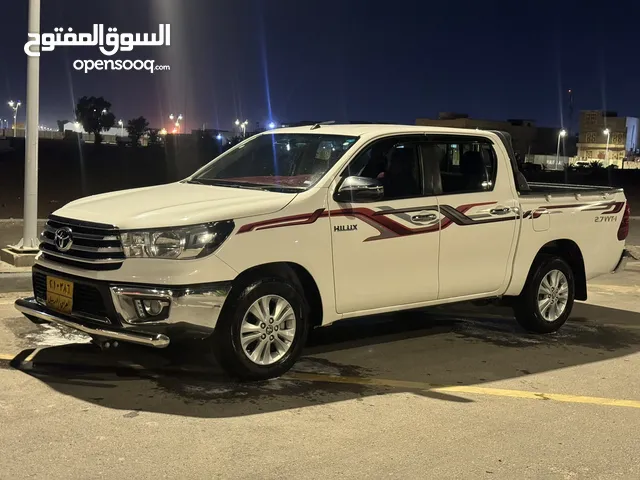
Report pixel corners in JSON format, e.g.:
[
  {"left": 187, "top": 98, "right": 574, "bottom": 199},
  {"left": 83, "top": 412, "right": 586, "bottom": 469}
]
[
  {"left": 118, "top": 119, "right": 124, "bottom": 137},
  {"left": 268, "top": 122, "right": 276, "bottom": 129},
  {"left": 555, "top": 129, "right": 567, "bottom": 170},
  {"left": 235, "top": 119, "right": 249, "bottom": 136},
  {"left": 8, "top": 100, "right": 21, "bottom": 135},
  {"left": 603, "top": 128, "right": 611, "bottom": 166},
  {"left": 169, "top": 114, "right": 183, "bottom": 133}
]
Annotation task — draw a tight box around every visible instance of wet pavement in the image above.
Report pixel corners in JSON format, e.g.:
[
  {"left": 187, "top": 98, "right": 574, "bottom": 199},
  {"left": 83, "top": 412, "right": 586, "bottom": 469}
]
[{"left": 0, "top": 268, "right": 640, "bottom": 478}]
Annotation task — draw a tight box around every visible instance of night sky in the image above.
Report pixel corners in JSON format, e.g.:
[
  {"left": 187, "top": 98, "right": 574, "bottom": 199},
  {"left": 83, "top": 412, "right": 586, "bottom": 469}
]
[{"left": 1, "top": 0, "right": 638, "bottom": 132}]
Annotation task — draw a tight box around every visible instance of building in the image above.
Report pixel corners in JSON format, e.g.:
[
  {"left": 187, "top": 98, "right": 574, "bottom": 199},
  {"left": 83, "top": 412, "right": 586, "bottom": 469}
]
[
  {"left": 63, "top": 121, "right": 125, "bottom": 138},
  {"left": 416, "top": 113, "right": 577, "bottom": 160},
  {"left": 576, "top": 110, "right": 639, "bottom": 166}
]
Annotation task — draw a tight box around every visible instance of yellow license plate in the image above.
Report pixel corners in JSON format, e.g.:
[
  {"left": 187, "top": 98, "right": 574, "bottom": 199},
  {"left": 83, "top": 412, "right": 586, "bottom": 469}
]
[{"left": 46, "top": 276, "right": 74, "bottom": 315}]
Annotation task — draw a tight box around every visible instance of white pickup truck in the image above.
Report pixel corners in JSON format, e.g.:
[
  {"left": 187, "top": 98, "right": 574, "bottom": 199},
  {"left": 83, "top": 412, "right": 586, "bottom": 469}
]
[{"left": 16, "top": 125, "right": 632, "bottom": 380}]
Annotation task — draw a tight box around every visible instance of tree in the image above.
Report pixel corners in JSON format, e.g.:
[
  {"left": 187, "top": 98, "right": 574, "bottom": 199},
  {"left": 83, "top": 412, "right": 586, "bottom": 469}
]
[
  {"left": 147, "top": 128, "right": 163, "bottom": 146},
  {"left": 126, "top": 116, "right": 150, "bottom": 146},
  {"left": 56, "top": 119, "right": 69, "bottom": 133},
  {"left": 589, "top": 160, "right": 604, "bottom": 170},
  {"left": 74, "top": 96, "right": 116, "bottom": 144}
]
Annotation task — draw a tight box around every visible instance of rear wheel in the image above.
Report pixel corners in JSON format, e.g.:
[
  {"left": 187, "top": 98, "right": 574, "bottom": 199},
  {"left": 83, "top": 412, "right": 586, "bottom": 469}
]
[
  {"left": 211, "top": 277, "right": 310, "bottom": 381},
  {"left": 513, "top": 256, "right": 575, "bottom": 333}
]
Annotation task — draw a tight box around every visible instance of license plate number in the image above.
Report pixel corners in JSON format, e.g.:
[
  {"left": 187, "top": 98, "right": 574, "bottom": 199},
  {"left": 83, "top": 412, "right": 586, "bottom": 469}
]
[{"left": 46, "top": 276, "right": 74, "bottom": 315}]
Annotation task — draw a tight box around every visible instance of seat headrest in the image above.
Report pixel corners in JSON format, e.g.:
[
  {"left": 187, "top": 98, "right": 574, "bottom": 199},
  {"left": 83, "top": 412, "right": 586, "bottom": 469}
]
[
  {"left": 391, "top": 147, "right": 413, "bottom": 163},
  {"left": 460, "top": 150, "right": 486, "bottom": 175}
]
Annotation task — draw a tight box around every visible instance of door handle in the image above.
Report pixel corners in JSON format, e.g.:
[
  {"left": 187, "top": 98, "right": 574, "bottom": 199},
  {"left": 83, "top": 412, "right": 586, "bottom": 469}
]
[
  {"left": 411, "top": 213, "right": 437, "bottom": 222},
  {"left": 489, "top": 207, "right": 511, "bottom": 215}
]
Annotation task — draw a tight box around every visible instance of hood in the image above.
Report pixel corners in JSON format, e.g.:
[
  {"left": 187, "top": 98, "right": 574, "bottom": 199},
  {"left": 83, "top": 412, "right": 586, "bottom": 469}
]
[{"left": 52, "top": 182, "right": 297, "bottom": 229}]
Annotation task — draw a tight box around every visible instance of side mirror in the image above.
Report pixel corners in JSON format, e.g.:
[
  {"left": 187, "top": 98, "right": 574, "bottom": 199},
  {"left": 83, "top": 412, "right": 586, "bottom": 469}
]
[{"left": 334, "top": 176, "right": 384, "bottom": 203}]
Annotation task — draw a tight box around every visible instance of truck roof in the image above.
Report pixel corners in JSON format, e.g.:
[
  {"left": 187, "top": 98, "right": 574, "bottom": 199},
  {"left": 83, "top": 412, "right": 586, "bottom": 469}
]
[{"left": 268, "top": 123, "right": 500, "bottom": 139}]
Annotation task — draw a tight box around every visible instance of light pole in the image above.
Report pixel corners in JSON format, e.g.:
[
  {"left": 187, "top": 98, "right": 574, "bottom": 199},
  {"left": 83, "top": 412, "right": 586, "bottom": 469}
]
[
  {"left": 8, "top": 100, "right": 21, "bottom": 136},
  {"left": 556, "top": 129, "right": 567, "bottom": 170},
  {"left": 603, "top": 128, "right": 611, "bottom": 166},
  {"left": 12, "top": 0, "right": 41, "bottom": 252},
  {"left": 169, "top": 114, "right": 183, "bottom": 133},
  {"left": 235, "top": 119, "right": 248, "bottom": 137},
  {"left": 118, "top": 119, "right": 124, "bottom": 137}
]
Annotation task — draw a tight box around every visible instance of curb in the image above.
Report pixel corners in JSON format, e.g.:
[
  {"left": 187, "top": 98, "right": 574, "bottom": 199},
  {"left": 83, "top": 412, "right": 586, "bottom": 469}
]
[
  {"left": 0, "top": 219, "right": 49, "bottom": 224},
  {"left": 0, "top": 272, "right": 32, "bottom": 293}
]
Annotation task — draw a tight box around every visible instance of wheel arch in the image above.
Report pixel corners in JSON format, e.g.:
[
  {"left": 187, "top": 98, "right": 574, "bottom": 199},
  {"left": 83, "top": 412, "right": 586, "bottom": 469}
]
[
  {"left": 227, "top": 262, "right": 324, "bottom": 328},
  {"left": 533, "top": 239, "right": 587, "bottom": 301}
]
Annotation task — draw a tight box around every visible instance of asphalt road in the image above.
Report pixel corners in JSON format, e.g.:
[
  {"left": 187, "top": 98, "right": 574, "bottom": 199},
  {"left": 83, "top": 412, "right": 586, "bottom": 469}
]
[{"left": 1, "top": 266, "right": 640, "bottom": 479}]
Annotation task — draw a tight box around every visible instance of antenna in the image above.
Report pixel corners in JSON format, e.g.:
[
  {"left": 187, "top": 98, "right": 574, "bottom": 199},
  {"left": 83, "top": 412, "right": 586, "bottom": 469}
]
[{"left": 310, "top": 120, "right": 336, "bottom": 130}]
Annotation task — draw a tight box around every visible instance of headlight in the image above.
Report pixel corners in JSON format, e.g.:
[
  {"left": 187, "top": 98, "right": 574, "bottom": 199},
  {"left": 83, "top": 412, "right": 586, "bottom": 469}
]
[{"left": 121, "top": 221, "right": 234, "bottom": 259}]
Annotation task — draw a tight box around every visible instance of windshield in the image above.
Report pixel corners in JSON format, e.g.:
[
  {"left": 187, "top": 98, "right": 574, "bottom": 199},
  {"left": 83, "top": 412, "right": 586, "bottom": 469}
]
[{"left": 191, "top": 133, "right": 359, "bottom": 191}]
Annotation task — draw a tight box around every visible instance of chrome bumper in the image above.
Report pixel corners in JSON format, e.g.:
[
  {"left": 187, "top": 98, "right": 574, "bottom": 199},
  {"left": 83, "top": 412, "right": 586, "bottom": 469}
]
[
  {"left": 15, "top": 297, "right": 170, "bottom": 348},
  {"left": 109, "top": 283, "right": 231, "bottom": 331},
  {"left": 612, "top": 249, "right": 632, "bottom": 274},
  {"left": 17, "top": 273, "right": 232, "bottom": 348}
]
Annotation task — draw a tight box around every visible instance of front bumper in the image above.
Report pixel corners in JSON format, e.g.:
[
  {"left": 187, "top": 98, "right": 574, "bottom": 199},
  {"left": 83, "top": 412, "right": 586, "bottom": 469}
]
[
  {"left": 15, "top": 297, "right": 171, "bottom": 348},
  {"left": 16, "top": 266, "right": 232, "bottom": 348}
]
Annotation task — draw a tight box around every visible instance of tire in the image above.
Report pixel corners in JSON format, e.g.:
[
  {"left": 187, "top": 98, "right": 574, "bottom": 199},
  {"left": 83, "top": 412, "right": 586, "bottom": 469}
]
[
  {"left": 211, "top": 277, "right": 310, "bottom": 381},
  {"left": 513, "top": 255, "right": 575, "bottom": 334}
]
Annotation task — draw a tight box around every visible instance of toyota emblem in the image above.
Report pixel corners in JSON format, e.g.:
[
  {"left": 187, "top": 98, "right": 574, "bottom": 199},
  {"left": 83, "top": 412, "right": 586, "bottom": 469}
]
[{"left": 54, "top": 227, "right": 74, "bottom": 252}]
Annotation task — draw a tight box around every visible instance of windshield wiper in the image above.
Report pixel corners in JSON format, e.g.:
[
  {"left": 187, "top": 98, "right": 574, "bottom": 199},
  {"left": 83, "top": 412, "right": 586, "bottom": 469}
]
[
  {"left": 188, "top": 178, "right": 303, "bottom": 193},
  {"left": 186, "top": 179, "right": 263, "bottom": 189},
  {"left": 259, "top": 186, "right": 304, "bottom": 193}
]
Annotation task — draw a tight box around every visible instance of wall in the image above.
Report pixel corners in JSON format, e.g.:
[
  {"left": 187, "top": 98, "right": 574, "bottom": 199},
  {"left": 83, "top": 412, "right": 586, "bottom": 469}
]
[
  {"left": 525, "top": 154, "right": 573, "bottom": 170},
  {"left": 415, "top": 117, "right": 569, "bottom": 157},
  {"left": 577, "top": 110, "right": 632, "bottom": 165}
]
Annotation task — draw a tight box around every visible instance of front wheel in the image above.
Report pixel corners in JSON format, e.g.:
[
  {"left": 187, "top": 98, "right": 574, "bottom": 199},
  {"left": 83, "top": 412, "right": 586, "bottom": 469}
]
[
  {"left": 513, "top": 256, "right": 575, "bottom": 334},
  {"left": 211, "top": 277, "right": 310, "bottom": 381}
]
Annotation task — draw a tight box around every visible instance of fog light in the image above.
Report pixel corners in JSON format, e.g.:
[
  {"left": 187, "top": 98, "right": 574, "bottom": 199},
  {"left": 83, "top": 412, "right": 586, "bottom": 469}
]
[{"left": 143, "top": 300, "right": 164, "bottom": 316}]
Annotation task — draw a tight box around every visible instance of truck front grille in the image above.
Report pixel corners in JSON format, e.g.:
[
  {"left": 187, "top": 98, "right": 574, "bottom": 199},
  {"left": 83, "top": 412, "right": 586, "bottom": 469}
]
[{"left": 39, "top": 216, "right": 125, "bottom": 271}]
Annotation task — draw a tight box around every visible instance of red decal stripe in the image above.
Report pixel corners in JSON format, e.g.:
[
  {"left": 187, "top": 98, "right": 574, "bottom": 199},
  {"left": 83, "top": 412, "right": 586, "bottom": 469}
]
[
  {"left": 237, "top": 201, "right": 502, "bottom": 238},
  {"left": 237, "top": 209, "right": 326, "bottom": 233}
]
